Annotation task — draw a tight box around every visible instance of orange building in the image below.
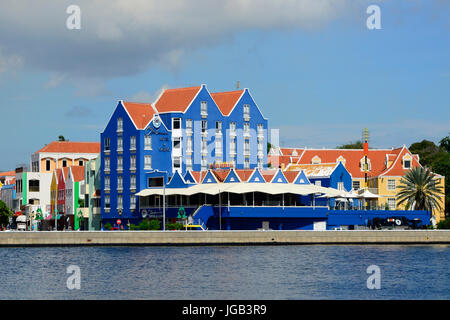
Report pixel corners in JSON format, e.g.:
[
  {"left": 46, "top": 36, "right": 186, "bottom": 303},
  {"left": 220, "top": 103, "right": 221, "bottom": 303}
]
[
  {"left": 30, "top": 141, "right": 100, "bottom": 173},
  {"left": 269, "top": 145, "right": 445, "bottom": 223}
]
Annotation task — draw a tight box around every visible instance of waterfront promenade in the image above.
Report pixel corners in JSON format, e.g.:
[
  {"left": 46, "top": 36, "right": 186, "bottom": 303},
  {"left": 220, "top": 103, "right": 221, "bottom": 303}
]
[{"left": 0, "top": 230, "right": 449, "bottom": 246}]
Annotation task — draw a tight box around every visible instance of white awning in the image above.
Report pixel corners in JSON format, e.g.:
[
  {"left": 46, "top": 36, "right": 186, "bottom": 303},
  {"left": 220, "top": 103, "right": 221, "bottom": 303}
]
[{"left": 136, "top": 182, "right": 341, "bottom": 197}]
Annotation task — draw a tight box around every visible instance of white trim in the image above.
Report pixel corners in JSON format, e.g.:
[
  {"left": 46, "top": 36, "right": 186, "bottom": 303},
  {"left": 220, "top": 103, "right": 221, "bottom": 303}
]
[{"left": 224, "top": 168, "right": 243, "bottom": 183}]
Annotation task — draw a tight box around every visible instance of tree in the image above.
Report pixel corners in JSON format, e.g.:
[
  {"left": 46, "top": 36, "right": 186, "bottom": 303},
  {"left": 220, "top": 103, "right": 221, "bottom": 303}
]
[
  {"left": 439, "top": 134, "right": 450, "bottom": 153},
  {"left": 409, "top": 140, "right": 442, "bottom": 168},
  {"left": 58, "top": 135, "right": 66, "bottom": 141},
  {"left": 336, "top": 140, "right": 363, "bottom": 149},
  {"left": 397, "top": 167, "right": 443, "bottom": 212},
  {"left": 0, "top": 200, "right": 13, "bottom": 228}
]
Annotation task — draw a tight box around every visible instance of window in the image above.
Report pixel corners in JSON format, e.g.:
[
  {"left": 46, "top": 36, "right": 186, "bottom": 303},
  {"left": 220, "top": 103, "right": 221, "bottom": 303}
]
[
  {"left": 186, "top": 157, "right": 192, "bottom": 171},
  {"left": 117, "top": 176, "right": 123, "bottom": 190},
  {"left": 387, "top": 198, "right": 396, "bottom": 210},
  {"left": 130, "top": 136, "right": 136, "bottom": 150},
  {"left": 360, "top": 157, "right": 371, "bottom": 171},
  {"left": 104, "top": 138, "right": 110, "bottom": 151},
  {"left": 243, "top": 104, "right": 250, "bottom": 119},
  {"left": 186, "top": 137, "right": 193, "bottom": 152},
  {"left": 130, "top": 175, "right": 136, "bottom": 189},
  {"left": 315, "top": 180, "right": 322, "bottom": 187},
  {"left": 387, "top": 179, "right": 396, "bottom": 191},
  {"left": 230, "top": 138, "right": 236, "bottom": 155},
  {"left": 352, "top": 180, "right": 361, "bottom": 190},
  {"left": 117, "top": 195, "right": 123, "bottom": 209},
  {"left": 201, "top": 157, "right": 207, "bottom": 171},
  {"left": 117, "top": 117, "right": 123, "bottom": 132},
  {"left": 311, "top": 156, "right": 321, "bottom": 165},
  {"left": 201, "top": 138, "right": 207, "bottom": 155},
  {"left": 29, "top": 180, "right": 40, "bottom": 192},
  {"left": 105, "top": 195, "right": 110, "bottom": 209},
  {"left": 186, "top": 119, "right": 193, "bottom": 133},
  {"left": 130, "top": 155, "right": 136, "bottom": 170},
  {"left": 216, "top": 137, "right": 222, "bottom": 156},
  {"left": 117, "top": 156, "right": 123, "bottom": 170},
  {"left": 148, "top": 177, "right": 164, "bottom": 187},
  {"left": 144, "top": 155, "right": 152, "bottom": 169},
  {"left": 404, "top": 159, "right": 411, "bottom": 169},
  {"left": 173, "top": 157, "right": 181, "bottom": 169},
  {"left": 46, "top": 159, "right": 51, "bottom": 171},
  {"left": 117, "top": 137, "right": 123, "bottom": 151},
  {"left": 62, "top": 160, "right": 67, "bottom": 167},
  {"left": 173, "top": 137, "right": 181, "bottom": 149},
  {"left": 201, "top": 120, "right": 207, "bottom": 134},
  {"left": 105, "top": 176, "right": 110, "bottom": 190},
  {"left": 257, "top": 141, "right": 264, "bottom": 154},
  {"left": 257, "top": 159, "right": 263, "bottom": 169},
  {"left": 201, "top": 101, "right": 207, "bottom": 116},
  {"left": 105, "top": 157, "right": 110, "bottom": 171},
  {"left": 257, "top": 124, "right": 264, "bottom": 139},
  {"left": 78, "top": 160, "right": 83, "bottom": 166},
  {"left": 244, "top": 140, "right": 250, "bottom": 155},
  {"left": 130, "top": 195, "right": 136, "bottom": 209},
  {"left": 244, "top": 122, "right": 250, "bottom": 136},
  {"left": 144, "top": 135, "right": 152, "bottom": 150},
  {"left": 216, "top": 121, "right": 222, "bottom": 134},
  {"left": 244, "top": 158, "right": 250, "bottom": 169},
  {"left": 337, "top": 182, "right": 344, "bottom": 191},
  {"left": 230, "top": 122, "right": 236, "bottom": 135},
  {"left": 172, "top": 118, "right": 181, "bottom": 130}
]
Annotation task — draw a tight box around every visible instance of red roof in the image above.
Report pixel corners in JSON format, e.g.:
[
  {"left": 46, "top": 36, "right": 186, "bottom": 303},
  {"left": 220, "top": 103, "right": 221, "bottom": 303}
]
[
  {"left": 35, "top": 141, "right": 100, "bottom": 154},
  {"left": 0, "top": 171, "right": 15, "bottom": 177},
  {"left": 270, "top": 146, "right": 422, "bottom": 178},
  {"left": 154, "top": 86, "right": 201, "bottom": 113},
  {"left": 235, "top": 169, "right": 254, "bottom": 182},
  {"left": 210, "top": 90, "right": 244, "bottom": 116},
  {"left": 122, "top": 102, "right": 155, "bottom": 129},
  {"left": 70, "top": 166, "right": 85, "bottom": 182},
  {"left": 212, "top": 169, "right": 231, "bottom": 182}
]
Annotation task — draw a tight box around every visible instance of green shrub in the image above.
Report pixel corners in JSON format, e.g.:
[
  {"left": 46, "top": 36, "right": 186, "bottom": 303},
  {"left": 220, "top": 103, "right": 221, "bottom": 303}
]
[
  {"left": 436, "top": 217, "right": 450, "bottom": 229},
  {"left": 104, "top": 223, "right": 112, "bottom": 230},
  {"left": 166, "top": 223, "right": 184, "bottom": 230},
  {"left": 129, "top": 224, "right": 138, "bottom": 230},
  {"left": 137, "top": 219, "right": 161, "bottom": 230}
]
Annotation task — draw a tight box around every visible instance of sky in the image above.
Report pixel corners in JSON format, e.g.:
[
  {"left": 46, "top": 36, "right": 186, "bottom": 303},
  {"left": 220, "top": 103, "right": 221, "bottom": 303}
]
[{"left": 0, "top": 0, "right": 449, "bottom": 170}]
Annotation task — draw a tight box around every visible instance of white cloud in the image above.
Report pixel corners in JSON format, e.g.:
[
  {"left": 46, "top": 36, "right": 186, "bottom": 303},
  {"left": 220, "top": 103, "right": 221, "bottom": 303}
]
[
  {"left": 0, "top": 0, "right": 368, "bottom": 80},
  {"left": 275, "top": 119, "right": 450, "bottom": 149}
]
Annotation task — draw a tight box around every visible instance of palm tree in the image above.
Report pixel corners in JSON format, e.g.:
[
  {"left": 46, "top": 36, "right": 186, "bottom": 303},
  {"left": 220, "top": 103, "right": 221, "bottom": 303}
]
[{"left": 397, "top": 167, "right": 443, "bottom": 212}]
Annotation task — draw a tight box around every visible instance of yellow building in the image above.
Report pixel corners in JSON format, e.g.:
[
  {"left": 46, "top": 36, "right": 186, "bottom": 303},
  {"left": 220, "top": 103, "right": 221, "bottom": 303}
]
[{"left": 270, "top": 145, "right": 446, "bottom": 223}]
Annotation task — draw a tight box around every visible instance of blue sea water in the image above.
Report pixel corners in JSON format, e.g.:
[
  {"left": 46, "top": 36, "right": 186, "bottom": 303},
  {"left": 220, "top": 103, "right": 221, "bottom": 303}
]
[{"left": 0, "top": 245, "right": 448, "bottom": 300}]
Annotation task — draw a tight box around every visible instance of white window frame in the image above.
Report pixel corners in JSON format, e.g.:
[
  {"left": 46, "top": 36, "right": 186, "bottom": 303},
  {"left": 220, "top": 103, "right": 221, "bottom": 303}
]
[
  {"left": 144, "top": 135, "right": 152, "bottom": 150},
  {"left": 144, "top": 155, "right": 152, "bottom": 170},
  {"left": 387, "top": 179, "right": 396, "bottom": 191},
  {"left": 130, "top": 136, "right": 136, "bottom": 150}
]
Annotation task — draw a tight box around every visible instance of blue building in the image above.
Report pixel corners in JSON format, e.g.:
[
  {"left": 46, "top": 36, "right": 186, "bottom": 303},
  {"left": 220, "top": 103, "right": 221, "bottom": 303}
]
[{"left": 100, "top": 85, "right": 268, "bottom": 226}]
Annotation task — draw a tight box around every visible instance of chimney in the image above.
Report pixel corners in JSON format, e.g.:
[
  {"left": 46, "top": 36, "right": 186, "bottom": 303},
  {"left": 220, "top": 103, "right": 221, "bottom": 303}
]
[{"left": 236, "top": 81, "right": 240, "bottom": 89}]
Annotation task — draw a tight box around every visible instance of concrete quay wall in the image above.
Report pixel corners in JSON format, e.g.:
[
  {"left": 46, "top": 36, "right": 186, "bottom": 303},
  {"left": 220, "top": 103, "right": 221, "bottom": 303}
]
[{"left": 0, "top": 230, "right": 449, "bottom": 246}]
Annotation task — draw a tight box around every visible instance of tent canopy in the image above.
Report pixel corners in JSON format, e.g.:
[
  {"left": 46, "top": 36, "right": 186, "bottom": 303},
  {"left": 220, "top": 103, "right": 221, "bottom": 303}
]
[{"left": 136, "top": 182, "right": 341, "bottom": 197}]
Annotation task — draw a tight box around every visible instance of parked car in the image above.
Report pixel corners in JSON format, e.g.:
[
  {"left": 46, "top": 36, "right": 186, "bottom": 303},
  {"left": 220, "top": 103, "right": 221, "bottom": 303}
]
[{"left": 16, "top": 215, "right": 27, "bottom": 231}]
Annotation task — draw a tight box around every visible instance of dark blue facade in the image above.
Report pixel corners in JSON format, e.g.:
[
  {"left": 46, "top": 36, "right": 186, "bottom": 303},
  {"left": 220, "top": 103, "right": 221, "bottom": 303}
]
[{"left": 100, "top": 85, "right": 269, "bottom": 225}]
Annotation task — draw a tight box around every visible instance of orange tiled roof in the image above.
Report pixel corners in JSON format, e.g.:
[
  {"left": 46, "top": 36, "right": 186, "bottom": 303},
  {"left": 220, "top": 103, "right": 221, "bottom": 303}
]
[
  {"left": 154, "top": 86, "right": 201, "bottom": 113},
  {"left": 70, "top": 166, "right": 85, "bottom": 182},
  {"left": 283, "top": 171, "right": 300, "bottom": 183},
  {"left": 235, "top": 169, "right": 254, "bottom": 182},
  {"left": 122, "top": 102, "right": 155, "bottom": 130},
  {"left": 210, "top": 90, "right": 244, "bottom": 116},
  {"left": 0, "top": 171, "right": 15, "bottom": 177},
  {"left": 212, "top": 169, "right": 231, "bottom": 182},
  {"left": 281, "top": 146, "right": 422, "bottom": 178},
  {"left": 35, "top": 141, "right": 100, "bottom": 154}
]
